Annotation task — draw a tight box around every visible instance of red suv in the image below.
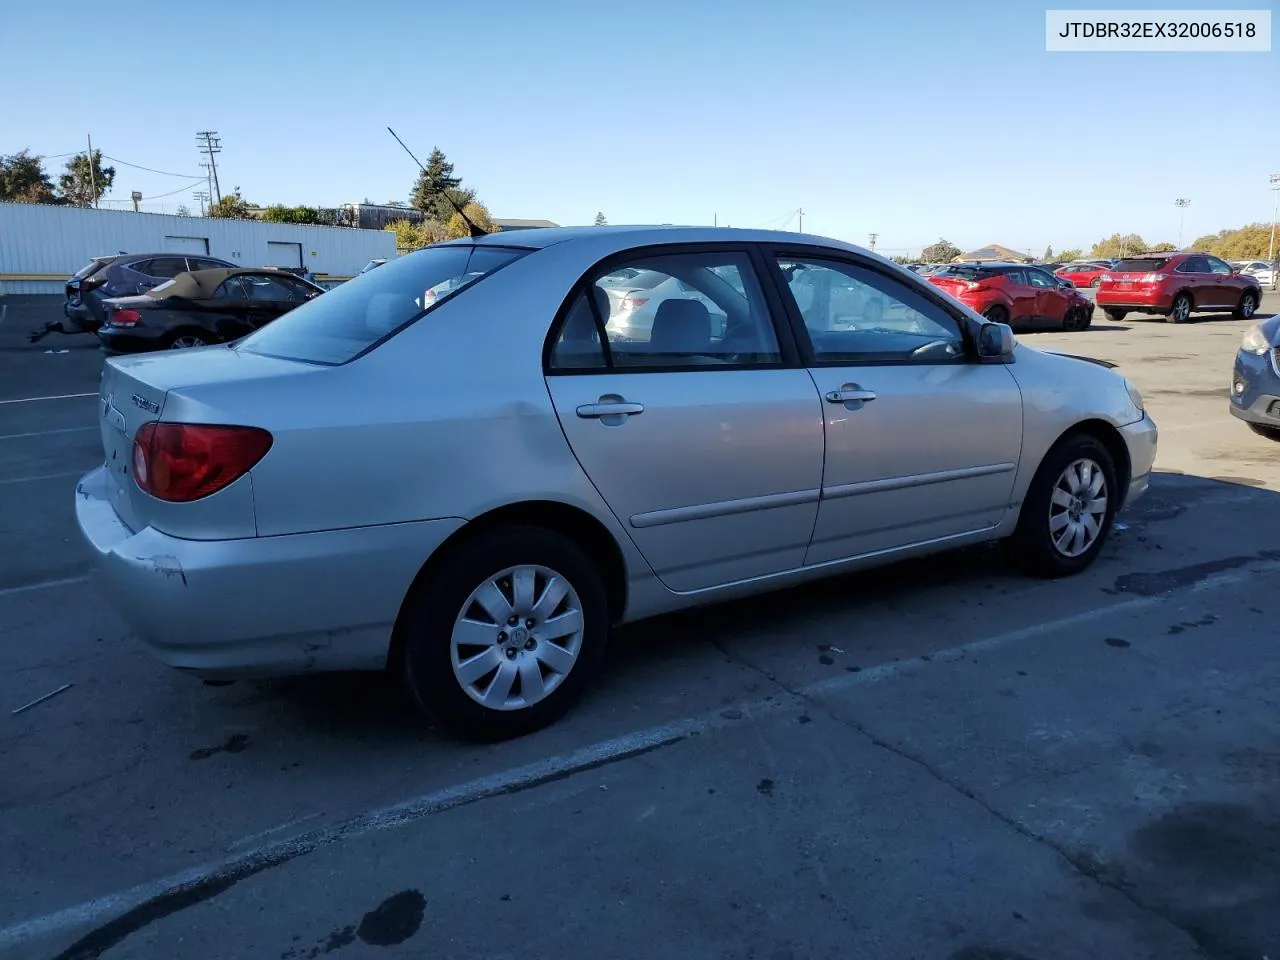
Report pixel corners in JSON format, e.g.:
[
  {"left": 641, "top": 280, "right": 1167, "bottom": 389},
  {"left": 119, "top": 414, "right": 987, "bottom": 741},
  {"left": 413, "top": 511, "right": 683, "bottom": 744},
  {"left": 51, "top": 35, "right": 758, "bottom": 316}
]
[
  {"left": 928, "top": 263, "right": 1095, "bottom": 331},
  {"left": 1055, "top": 262, "right": 1109, "bottom": 288},
  {"left": 1096, "top": 252, "right": 1263, "bottom": 323}
]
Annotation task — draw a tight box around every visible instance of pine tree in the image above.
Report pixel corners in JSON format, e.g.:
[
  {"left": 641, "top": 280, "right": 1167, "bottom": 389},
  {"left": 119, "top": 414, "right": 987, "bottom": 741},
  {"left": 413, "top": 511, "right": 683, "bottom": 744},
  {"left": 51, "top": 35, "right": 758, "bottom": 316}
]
[
  {"left": 594, "top": 211, "right": 607, "bottom": 226},
  {"left": 410, "top": 148, "right": 462, "bottom": 223}
]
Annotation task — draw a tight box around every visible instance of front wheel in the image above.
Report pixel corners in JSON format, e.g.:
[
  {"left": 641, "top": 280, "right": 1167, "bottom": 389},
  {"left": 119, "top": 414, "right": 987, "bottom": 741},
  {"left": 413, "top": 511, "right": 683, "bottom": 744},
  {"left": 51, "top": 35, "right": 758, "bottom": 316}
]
[
  {"left": 1234, "top": 291, "right": 1259, "bottom": 321},
  {"left": 400, "top": 526, "right": 609, "bottom": 741},
  {"left": 1008, "top": 434, "right": 1118, "bottom": 578},
  {"left": 1062, "top": 307, "right": 1088, "bottom": 332}
]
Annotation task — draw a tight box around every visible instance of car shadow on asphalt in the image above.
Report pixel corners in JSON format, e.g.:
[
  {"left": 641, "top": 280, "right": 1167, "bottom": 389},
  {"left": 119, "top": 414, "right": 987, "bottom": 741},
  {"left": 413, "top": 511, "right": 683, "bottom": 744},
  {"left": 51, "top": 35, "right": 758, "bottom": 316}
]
[{"left": 247, "top": 472, "right": 1279, "bottom": 740}]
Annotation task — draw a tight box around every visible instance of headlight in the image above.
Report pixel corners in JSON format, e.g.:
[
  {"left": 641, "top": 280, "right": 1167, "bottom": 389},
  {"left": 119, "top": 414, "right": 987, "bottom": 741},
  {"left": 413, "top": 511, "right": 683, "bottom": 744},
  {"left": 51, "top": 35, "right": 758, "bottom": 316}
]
[
  {"left": 1241, "top": 324, "right": 1270, "bottom": 356},
  {"left": 1124, "top": 378, "right": 1144, "bottom": 414}
]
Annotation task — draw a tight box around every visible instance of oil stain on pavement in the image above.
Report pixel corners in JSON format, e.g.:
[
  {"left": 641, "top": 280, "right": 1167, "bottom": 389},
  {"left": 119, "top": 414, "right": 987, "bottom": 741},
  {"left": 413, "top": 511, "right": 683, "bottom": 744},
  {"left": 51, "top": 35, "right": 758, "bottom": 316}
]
[{"left": 282, "top": 890, "right": 427, "bottom": 958}]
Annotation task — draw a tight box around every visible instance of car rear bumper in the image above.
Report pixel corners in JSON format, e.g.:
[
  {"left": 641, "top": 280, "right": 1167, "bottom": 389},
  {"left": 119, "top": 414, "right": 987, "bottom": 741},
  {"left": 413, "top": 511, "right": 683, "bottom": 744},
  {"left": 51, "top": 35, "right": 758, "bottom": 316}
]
[
  {"left": 1119, "top": 413, "right": 1158, "bottom": 507},
  {"left": 1230, "top": 349, "right": 1280, "bottom": 426},
  {"left": 74, "top": 465, "right": 466, "bottom": 678},
  {"left": 63, "top": 300, "right": 102, "bottom": 332},
  {"left": 97, "top": 326, "right": 170, "bottom": 355},
  {"left": 1095, "top": 290, "right": 1171, "bottom": 313}
]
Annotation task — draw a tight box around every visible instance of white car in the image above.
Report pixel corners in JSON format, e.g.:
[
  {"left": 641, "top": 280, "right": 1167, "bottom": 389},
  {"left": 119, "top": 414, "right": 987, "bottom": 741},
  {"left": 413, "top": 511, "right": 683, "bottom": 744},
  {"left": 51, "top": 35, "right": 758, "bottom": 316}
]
[
  {"left": 1237, "top": 260, "right": 1277, "bottom": 289},
  {"left": 76, "top": 226, "right": 1157, "bottom": 740}
]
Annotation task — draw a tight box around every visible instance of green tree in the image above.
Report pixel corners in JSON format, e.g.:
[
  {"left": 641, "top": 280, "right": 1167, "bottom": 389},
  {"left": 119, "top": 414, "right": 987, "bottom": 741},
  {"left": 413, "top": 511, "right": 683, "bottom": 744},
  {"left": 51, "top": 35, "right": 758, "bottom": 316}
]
[
  {"left": 175, "top": 203, "right": 192, "bottom": 217},
  {"left": 1089, "top": 233, "right": 1148, "bottom": 259},
  {"left": 594, "top": 211, "right": 607, "bottom": 226},
  {"left": 206, "top": 188, "right": 254, "bottom": 219},
  {"left": 445, "top": 200, "right": 500, "bottom": 239},
  {"left": 0, "top": 150, "right": 57, "bottom": 203},
  {"left": 1057, "top": 248, "right": 1083, "bottom": 262},
  {"left": 1187, "top": 224, "right": 1273, "bottom": 259},
  {"left": 260, "top": 204, "right": 321, "bottom": 224},
  {"left": 890, "top": 254, "right": 912, "bottom": 265},
  {"left": 921, "top": 238, "right": 961, "bottom": 263},
  {"left": 385, "top": 218, "right": 445, "bottom": 252},
  {"left": 57, "top": 150, "right": 115, "bottom": 207},
  {"left": 410, "top": 148, "right": 463, "bottom": 222},
  {"left": 1148, "top": 241, "right": 1177, "bottom": 253}
]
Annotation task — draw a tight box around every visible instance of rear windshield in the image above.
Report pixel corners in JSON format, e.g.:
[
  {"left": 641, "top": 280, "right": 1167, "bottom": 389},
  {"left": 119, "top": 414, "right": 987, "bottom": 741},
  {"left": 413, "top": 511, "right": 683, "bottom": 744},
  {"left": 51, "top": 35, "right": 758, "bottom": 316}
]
[
  {"left": 939, "top": 265, "right": 996, "bottom": 280},
  {"left": 1114, "top": 258, "right": 1169, "bottom": 272},
  {"left": 238, "top": 244, "right": 530, "bottom": 364},
  {"left": 73, "top": 258, "right": 113, "bottom": 280}
]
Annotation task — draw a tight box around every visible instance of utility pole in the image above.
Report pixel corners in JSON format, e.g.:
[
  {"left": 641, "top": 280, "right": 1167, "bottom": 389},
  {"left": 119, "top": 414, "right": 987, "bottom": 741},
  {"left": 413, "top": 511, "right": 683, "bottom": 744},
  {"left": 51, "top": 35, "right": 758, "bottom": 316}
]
[
  {"left": 194, "top": 190, "right": 210, "bottom": 216},
  {"left": 196, "top": 131, "right": 222, "bottom": 205},
  {"left": 1174, "top": 197, "right": 1190, "bottom": 249},
  {"left": 1268, "top": 174, "right": 1280, "bottom": 265},
  {"left": 797, "top": 208, "right": 803, "bottom": 232},
  {"left": 86, "top": 134, "right": 98, "bottom": 209},
  {"left": 869, "top": 233, "right": 878, "bottom": 251}
]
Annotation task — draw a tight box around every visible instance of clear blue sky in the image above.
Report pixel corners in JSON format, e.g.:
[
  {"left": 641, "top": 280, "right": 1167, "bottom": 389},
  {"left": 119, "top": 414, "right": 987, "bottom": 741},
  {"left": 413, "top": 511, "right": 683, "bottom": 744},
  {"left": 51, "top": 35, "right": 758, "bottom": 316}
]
[{"left": 4, "top": 0, "right": 1276, "bottom": 254}]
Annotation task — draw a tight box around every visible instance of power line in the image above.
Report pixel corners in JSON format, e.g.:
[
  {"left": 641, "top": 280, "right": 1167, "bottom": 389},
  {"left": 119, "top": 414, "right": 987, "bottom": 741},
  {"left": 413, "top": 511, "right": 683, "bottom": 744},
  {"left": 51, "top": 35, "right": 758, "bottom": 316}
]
[
  {"left": 102, "top": 155, "right": 204, "bottom": 178},
  {"left": 99, "top": 177, "right": 207, "bottom": 203}
]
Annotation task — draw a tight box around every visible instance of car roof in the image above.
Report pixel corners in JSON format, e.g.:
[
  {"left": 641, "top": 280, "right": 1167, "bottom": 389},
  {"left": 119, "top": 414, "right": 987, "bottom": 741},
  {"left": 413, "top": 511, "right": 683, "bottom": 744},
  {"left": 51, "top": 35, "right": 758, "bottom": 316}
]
[
  {"left": 439, "top": 224, "right": 868, "bottom": 257},
  {"left": 146, "top": 267, "right": 311, "bottom": 300}
]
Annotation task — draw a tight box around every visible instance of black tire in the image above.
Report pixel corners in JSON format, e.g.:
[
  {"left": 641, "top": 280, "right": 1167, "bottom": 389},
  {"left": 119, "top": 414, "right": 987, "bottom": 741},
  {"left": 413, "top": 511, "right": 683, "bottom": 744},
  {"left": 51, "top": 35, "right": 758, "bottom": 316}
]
[
  {"left": 165, "top": 330, "right": 213, "bottom": 349},
  {"left": 1167, "top": 293, "right": 1192, "bottom": 324},
  {"left": 1234, "top": 290, "right": 1259, "bottom": 321},
  {"left": 1104, "top": 309, "right": 1127, "bottom": 323},
  {"left": 983, "top": 305, "right": 1009, "bottom": 325},
  {"left": 1248, "top": 422, "right": 1280, "bottom": 442},
  {"left": 400, "top": 526, "right": 609, "bottom": 741},
  {"left": 1008, "top": 433, "right": 1119, "bottom": 579},
  {"left": 1062, "top": 307, "right": 1085, "bottom": 332}
]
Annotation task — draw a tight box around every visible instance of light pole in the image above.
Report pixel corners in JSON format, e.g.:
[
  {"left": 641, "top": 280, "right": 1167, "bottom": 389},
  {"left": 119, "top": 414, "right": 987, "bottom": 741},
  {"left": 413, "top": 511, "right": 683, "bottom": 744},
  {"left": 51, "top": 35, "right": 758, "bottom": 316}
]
[
  {"left": 1174, "top": 198, "right": 1190, "bottom": 249},
  {"left": 1268, "top": 173, "right": 1280, "bottom": 266}
]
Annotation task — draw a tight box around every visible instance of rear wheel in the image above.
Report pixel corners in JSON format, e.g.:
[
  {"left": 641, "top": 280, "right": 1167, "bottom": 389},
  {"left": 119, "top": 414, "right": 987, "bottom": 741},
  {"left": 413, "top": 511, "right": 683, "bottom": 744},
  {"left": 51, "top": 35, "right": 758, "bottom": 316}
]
[
  {"left": 1168, "top": 293, "right": 1192, "bottom": 324},
  {"left": 1103, "top": 309, "right": 1127, "bottom": 323},
  {"left": 1234, "top": 291, "right": 1259, "bottom": 321},
  {"left": 400, "top": 526, "right": 609, "bottom": 741},
  {"left": 983, "top": 305, "right": 1009, "bottom": 325},
  {"left": 1090, "top": 276, "right": 1101, "bottom": 288},
  {"left": 1008, "top": 434, "right": 1118, "bottom": 578},
  {"left": 166, "top": 331, "right": 212, "bottom": 349}
]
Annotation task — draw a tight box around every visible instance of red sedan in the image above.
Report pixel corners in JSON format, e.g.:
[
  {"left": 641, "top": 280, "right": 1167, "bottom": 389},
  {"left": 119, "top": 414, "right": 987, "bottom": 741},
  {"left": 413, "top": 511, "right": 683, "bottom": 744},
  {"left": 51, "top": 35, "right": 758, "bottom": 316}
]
[
  {"left": 1055, "top": 262, "right": 1109, "bottom": 288},
  {"left": 929, "top": 263, "right": 1095, "bottom": 331},
  {"left": 1096, "top": 253, "right": 1263, "bottom": 323}
]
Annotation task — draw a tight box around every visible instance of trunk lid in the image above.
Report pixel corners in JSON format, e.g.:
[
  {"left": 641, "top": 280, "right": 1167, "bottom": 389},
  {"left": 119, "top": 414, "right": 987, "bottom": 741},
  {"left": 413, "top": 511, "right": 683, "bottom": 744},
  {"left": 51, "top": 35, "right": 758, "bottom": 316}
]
[{"left": 97, "top": 347, "right": 316, "bottom": 532}]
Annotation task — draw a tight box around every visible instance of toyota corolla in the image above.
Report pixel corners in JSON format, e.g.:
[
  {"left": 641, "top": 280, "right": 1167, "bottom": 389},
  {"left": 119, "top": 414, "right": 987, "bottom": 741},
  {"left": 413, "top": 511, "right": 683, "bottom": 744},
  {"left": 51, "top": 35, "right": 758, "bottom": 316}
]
[{"left": 76, "top": 226, "right": 1157, "bottom": 740}]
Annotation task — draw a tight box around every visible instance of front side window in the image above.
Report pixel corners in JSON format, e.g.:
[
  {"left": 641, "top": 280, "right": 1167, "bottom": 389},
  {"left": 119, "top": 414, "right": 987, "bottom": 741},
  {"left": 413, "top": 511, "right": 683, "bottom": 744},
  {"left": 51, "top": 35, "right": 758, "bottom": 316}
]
[
  {"left": 213, "top": 277, "right": 249, "bottom": 300},
  {"left": 776, "top": 257, "right": 965, "bottom": 364},
  {"left": 240, "top": 244, "right": 529, "bottom": 364},
  {"left": 1206, "top": 257, "right": 1234, "bottom": 276},
  {"left": 549, "top": 251, "right": 782, "bottom": 371}
]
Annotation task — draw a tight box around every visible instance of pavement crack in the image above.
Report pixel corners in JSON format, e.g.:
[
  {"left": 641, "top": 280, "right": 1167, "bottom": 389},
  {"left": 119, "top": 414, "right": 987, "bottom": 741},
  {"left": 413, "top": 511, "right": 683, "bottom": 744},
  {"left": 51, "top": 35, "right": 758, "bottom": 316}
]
[{"left": 708, "top": 638, "right": 1216, "bottom": 957}]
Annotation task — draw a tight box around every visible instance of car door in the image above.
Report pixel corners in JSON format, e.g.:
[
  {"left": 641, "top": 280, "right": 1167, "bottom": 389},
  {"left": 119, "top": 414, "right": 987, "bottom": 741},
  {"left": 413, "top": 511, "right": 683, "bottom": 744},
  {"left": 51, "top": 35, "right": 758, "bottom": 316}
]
[
  {"left": 544, "top": 247, "right": 825, "bottom": 593},
  {"left": 1203, "top": 255, "right": 1238, "bottom": 308},
  {"left": 1001, "top": 268, "right": 1036, "bottom": 323},
  {"left": 1174, "top": 255, "right": 1212, "bottom": 306},
  {"left": 1026, "top": 267, "right": 1069, "bottom": 324},
  {"left": 207, "top": 276, "right": 255, "bottom": 338},
  {"left": 766, "top": 252, "right": 1023, "bottom": 566}
]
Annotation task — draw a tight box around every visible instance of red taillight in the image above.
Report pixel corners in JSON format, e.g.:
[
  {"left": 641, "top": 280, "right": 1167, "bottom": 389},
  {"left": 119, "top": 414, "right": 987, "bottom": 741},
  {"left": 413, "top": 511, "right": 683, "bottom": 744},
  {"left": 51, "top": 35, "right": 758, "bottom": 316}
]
[
  {"left": 132, "top": 423, "right": 273, "bottom": 503},
  {"left": 621, "top": 296, "right": 648, "bottom": 309},
  {"left": 1141, "top": 273, "right": 1168, "bottom": 284},
  {"left": 110, "top": 308, "right": 142, "bottom": 327}
]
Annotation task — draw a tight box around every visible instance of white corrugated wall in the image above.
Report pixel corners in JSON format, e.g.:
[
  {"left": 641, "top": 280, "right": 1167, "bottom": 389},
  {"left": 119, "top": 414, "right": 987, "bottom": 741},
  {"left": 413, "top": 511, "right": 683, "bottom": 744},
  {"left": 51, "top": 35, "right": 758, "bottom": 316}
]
[{"left": 0, "top": 202, "right": 398, "bottom": 294}]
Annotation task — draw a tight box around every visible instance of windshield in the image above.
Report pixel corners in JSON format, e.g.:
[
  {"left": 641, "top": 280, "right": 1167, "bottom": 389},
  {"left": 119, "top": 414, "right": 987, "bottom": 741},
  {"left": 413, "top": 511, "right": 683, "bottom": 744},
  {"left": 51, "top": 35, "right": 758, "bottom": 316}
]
[{"left": 238, "top": 244, "right": 529, "bottom": 364}]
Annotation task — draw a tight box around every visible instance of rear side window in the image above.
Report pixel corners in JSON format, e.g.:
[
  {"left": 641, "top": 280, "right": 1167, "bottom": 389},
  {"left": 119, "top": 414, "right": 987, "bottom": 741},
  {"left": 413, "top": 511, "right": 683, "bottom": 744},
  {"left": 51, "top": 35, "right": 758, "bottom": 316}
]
[
  {"left": 239, "top": 244, "right": 529, "bottom": 364},
  {"left": 146, "top": 257, "right": 189, "bottom": 279},
  {"left": 73, "top": 258, "right": 113, "bottom": 280}
]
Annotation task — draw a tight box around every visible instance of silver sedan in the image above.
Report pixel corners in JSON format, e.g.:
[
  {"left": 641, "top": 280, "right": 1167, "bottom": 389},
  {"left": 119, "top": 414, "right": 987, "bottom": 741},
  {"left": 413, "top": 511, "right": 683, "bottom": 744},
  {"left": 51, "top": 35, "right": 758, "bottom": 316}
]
[{"left": 75, "top": 226, "right": 1158, "bottom": 740}]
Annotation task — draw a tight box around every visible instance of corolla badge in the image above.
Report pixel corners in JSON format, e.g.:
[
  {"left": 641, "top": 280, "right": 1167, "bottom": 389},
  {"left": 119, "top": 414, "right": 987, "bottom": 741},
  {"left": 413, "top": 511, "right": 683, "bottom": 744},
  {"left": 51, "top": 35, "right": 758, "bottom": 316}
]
[{"left": 132, "top": 394, "right": 160, "bottom": 414}]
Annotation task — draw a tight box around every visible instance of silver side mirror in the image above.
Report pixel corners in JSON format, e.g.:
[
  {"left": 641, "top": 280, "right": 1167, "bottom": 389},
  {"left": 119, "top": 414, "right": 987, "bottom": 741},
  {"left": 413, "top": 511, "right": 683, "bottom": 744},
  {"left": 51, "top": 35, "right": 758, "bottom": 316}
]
[{"left": 978, "top": 322, "right": 1015, "bottom": 360}]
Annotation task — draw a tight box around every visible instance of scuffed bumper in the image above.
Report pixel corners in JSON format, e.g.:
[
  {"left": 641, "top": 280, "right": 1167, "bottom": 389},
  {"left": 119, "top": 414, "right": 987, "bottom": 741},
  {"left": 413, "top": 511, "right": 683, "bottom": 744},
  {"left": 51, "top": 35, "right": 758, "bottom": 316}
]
[
  {"left": 74, "top": 466, "right": 465, "bottom": 678},
  {"left": 1118, "top": 413, "right": 1158, "bottom": 507}
]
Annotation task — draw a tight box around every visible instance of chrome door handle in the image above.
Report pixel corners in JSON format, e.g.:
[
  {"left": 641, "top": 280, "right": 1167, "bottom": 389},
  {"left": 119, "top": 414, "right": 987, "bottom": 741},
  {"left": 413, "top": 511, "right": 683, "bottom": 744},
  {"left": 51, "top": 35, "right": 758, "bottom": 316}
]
[
  {"left": 825, "top": 389, "right": 877, "bottom": 403},
  {"left": 576, "top": 401, "right": 645, "bottom": 418}
]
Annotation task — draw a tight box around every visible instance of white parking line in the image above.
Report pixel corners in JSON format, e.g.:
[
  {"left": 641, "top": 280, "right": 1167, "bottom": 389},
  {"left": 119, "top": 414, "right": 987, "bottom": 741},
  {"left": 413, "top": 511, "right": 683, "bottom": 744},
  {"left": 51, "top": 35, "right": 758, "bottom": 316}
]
[
  {"left": 0, "top": 470, "right": 86, "bottom": 487},
  {"left": 0, "top": 392, "right": 97, "bottom": 405},
  {"left": 0, "top": 426, "right": 98, "bottom": 442},
  {"left": 0, "top": 576, "right": 90, "bottom": 600},
  {"left": 2, "top": 556, "right": 1277, "bottom": 955}
]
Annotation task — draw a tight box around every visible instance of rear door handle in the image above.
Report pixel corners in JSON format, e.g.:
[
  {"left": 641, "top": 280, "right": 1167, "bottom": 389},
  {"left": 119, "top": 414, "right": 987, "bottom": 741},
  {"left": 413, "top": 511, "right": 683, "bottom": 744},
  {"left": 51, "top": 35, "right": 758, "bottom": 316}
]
[
  {"left": 825, "top": 388, "right": 877, "bottom": 404},
  {"left": 576, "top": 401, "right": 645, "bottom": 419}
]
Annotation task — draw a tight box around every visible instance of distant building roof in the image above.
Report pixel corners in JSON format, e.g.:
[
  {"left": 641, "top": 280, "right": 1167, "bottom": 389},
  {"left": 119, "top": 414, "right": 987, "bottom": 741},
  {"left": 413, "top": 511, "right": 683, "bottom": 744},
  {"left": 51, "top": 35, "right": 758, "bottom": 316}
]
[
  {"left": 493, "top": 218, "right": 559, "bottom": 230},
  {"left": 954, "top": 244, "right": 1033, "bottom": 263}
]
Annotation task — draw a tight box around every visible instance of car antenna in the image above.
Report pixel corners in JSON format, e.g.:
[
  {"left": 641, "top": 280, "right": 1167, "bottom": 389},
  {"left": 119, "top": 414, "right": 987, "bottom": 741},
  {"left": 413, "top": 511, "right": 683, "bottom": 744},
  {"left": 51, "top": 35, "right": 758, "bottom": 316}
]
[{"left": 386, "top": 126, "right": 487, "bottom": 239}]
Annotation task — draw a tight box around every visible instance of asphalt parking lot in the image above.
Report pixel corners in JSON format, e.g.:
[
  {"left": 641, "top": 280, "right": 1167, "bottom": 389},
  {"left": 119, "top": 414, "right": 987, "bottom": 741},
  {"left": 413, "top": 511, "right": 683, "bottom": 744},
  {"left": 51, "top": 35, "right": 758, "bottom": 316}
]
[{"left": 3, "top": 291, "right": 1280, "bottom": 960}]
